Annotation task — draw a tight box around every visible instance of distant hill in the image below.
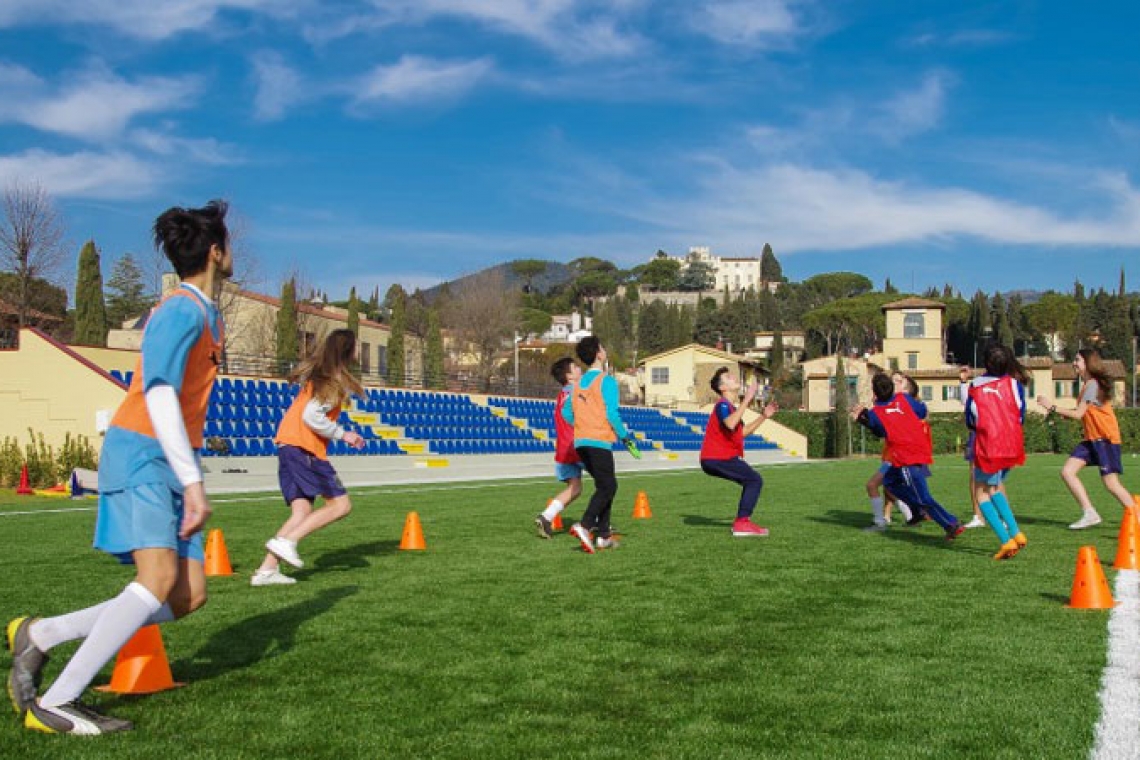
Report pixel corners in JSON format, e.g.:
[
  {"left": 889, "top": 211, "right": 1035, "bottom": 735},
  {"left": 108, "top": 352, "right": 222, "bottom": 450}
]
[{"left": 421, "top": 260, "right": 574, "bottom": 302}]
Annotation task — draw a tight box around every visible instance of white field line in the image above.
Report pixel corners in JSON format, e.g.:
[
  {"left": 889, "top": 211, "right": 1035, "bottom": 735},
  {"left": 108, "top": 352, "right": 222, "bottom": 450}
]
[
  {"left": 0, "top": 468, "right": 703, "bottom": 517},
  {"left": 1092, "top": 569, "right": 1140, "bottom": 760}
]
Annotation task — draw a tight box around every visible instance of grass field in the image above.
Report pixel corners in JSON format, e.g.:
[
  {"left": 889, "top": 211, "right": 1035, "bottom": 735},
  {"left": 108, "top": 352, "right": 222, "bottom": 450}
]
[{"left": 0, "top": 454, "right": 1132, "bottom": 759}]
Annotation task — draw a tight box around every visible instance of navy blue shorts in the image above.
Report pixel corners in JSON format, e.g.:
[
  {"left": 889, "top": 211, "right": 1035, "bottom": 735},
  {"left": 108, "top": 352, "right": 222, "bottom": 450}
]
[
  {"left": 1070, "top": 440, "right": 1124, "bottom": 476},
  {"left": 278, "top": 445, "right": 346, "bottom": 505}
]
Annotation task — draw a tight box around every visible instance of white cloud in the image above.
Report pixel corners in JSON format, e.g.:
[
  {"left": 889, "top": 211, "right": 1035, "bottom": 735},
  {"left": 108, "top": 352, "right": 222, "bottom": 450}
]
[
  {"left": 687, "top": 0, "right": 801, "bottom": 48},
  {"left": 0, "top": 64, "right": 199, "bottom": 141},
  {"left": 352, "top": 55, "right": 494, "bottom": 106},
  {"left": 872, "top": 71, "right": 952, "bottom": 141},
  {"left": 129, "top": 128, "right": 241, "bottom": 165},
  {"left": 0, "top": 148, "right": 160, "bottom": 198},
  {"left": 0, "top": 0, "right": 294, "bottom": 40},
  {"left": 250, "top": 51, "right": 307, "bottom": 121},
  {"left": 905, "top": 28, "right": 1015, "bottom": 48}
]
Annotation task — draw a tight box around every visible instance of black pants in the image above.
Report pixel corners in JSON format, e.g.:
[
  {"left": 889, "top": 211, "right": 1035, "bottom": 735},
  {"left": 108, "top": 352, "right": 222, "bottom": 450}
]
[
  {"left": 700, "top": 458, "right": 763, "bottom": 519},
  {"left": 576, "top": 446, "right": 617, "bottom": 538}
]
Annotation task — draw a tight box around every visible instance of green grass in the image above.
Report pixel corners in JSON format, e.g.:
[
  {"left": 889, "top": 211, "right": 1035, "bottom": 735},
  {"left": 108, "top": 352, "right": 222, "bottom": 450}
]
[{"left": 0, "top": 454, "right": 1132, "bottom": 758}]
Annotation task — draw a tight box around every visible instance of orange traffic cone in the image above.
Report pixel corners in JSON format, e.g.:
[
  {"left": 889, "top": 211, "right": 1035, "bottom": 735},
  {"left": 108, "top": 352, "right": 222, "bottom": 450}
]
[
  {"left": 204, "top": 529, "right": 233, "bottom": 576},
  {"left": 399, "top": 511, "right": 427, "bottom": 551},
  {"left": 551, "top": 512, "right": 564, "bottom": 531},
  {"left": 96, "top": 625, "right": 184, "bottom": 694},
  {"left": 1113, "top": 505, "right": 1140, "bottom": 570},
  {"left": 632, "top": 490, "right": 652, "bottom": 519},
  {"left": 1068, "top": 546, "right": 1116, "bottom": 609},
  {"left": 15, "top": 464, "right": 33, "bottom": 495}
]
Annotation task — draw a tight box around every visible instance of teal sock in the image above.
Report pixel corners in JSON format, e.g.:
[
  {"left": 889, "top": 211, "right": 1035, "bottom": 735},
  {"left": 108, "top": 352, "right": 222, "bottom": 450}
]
[
  {"left": 978, "top": 500, "right": 1010, "bottom": 543},
  {"left": 991, "top": 492, "right": 1020, "bottom": 537}
]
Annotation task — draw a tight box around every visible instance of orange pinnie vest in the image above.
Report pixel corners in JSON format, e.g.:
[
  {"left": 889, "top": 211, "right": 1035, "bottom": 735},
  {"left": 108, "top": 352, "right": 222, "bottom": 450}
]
[
  {"left": 571, "top": 374, "right": 616, "bottom": 443},
  {"left": 110, "top": 289, "right": 222, "bottom": 448},
  {"left": 1079, "top": 382, "right": 1122, "bottom": 444},
  {"left": 275, "top": 382, "right": 340, "bottom": 459}
]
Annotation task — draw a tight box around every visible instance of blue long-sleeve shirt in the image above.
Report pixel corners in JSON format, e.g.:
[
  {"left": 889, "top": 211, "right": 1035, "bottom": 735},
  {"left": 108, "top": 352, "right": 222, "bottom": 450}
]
[
  {"left": 560, "top": 368, "right": 630, "bottom": 450},
  {"left": 861, "top": 394, "right": 927, "bottom": 440}
]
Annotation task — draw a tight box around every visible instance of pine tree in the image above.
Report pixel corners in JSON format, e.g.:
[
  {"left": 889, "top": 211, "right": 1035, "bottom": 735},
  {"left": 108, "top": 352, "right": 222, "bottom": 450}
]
[
  {"left": 387, "top": 290, "right": 406, "bottom": 387},
  {"left": 770, "top": 330, "right": 785, "bottom": 378},
  {"left": 73, "top": 240, "right": 108, "bottom": 346},
  {"left": 276, "top": 279, "right": 299, "bottom": 372},
  {"left": 884, "top": 277, "right": 897, "bottom": 294},
  {"left": 425, "top": 309, "right": 445, "bottom": 389},
  {"left": 991, "top": 293, "right": 1014, "bottom": 347},
  {"left": 105, "top": 252, "right": 152, "bottom": 328}
]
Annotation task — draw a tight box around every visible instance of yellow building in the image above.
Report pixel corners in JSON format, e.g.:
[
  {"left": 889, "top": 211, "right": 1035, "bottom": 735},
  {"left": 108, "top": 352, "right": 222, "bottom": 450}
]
[
  {"left": 639, "top": 343, "right": 765, "bottom": 409},
  {"left": 878, "top": 297, "right": 946, "bottom": 372}
]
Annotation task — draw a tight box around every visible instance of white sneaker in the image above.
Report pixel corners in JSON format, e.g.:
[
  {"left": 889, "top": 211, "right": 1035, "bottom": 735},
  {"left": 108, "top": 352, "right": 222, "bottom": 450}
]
[
  {"left": 965, "top": 515, "right": 987, "bottom": 529},
  {"left": 595, "top": 536, "right": 621, "bottom": 549},
  {"left": 250, "top": 568, "right": 296, "bottom": 587},
  {"left": 1069, "top": 511, "right": 1102, "bottom": 530},
  {"left": 265, "top": 537, "right": 304, "bottom": 568},
  {"left": 569, "top": 523, "right": 596, "bottom": 554}
]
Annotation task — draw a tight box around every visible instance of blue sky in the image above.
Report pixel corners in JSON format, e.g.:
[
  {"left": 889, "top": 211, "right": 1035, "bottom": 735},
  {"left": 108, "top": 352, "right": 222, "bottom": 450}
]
[{"left": 1, "top": 1, "right": 1138, "bottom": 301}]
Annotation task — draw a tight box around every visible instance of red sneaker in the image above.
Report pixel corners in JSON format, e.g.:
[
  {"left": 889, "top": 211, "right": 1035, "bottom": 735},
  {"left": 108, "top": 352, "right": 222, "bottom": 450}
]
[
  {"left": 945, "top": 523, "right": 966, "bottom": 541},
  {"left": 732, "top": 518, "right": 769, "bottom": 537}
]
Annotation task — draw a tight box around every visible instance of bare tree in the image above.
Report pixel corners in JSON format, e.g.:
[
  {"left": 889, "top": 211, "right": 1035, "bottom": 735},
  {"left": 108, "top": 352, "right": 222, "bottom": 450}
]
[
  {"left": 444, "top": 269, "right": 520, "bottom": 391},
  {"left": 0, "top": 181, "right": 67, "bottom": 328}
]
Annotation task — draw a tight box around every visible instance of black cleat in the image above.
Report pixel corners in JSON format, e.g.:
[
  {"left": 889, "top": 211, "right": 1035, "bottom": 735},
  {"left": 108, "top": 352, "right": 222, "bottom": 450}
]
[
  {"left": 6, "top": 616, "right": 47, "bottom": 716},
  {"left": 24, "top": 699, "right": 133, "bottom": 735}
]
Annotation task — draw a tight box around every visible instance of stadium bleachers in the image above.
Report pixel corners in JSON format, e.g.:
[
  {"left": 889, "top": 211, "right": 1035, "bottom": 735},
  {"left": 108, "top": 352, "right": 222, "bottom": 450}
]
[{"left": 195, "top": 378, "right": 780, "bottom": 458}]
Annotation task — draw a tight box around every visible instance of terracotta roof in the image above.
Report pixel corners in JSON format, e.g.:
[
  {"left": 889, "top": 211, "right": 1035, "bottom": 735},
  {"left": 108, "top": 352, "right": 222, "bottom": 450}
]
[
  {"left": 640, "top": 342, "right": 762, "bottom": 367},
  {"left": 1052, "top": 359, "right": 1126, "bottom": 380},
  {"left": 881, "top": 297, "right": 946, "bottom": 311},
  {"left": 236, "top": 289, "right": 388, "bottom": 331},
  {"left": 0, "top": 297, "right": 64, "bottom": 323}
]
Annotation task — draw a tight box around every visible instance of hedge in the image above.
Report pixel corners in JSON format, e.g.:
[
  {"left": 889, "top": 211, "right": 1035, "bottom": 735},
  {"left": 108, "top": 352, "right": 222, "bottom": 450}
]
[
  {"left": 0, "top": 429, "right": 100, "bottom": 489},
  {"left": 773, "top": 408, "right": 1140, "bottom": 460}
]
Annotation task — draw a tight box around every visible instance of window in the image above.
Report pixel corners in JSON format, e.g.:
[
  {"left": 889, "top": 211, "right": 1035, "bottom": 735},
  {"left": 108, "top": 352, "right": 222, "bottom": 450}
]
[
  {"left": 651, "top": 367, "right": 669, "bottom": 384},
  {"left": 907, "top": 353, "right": 918, "bottom": 370},
  {"left": 943, "top": 385, "right": 961, "bottom": 401},
  {"left": 921, "top": 385, "right": 932, "bottom": 401},
  {"left": 360, "top": 342, "right": 371, "bottom": 374},
  {"left": 378, "top": 345, "right": 388, "bottom": 376},
  {"left": 903, "top": 312, "right": 925, "bottom": 339},
  {"left": 828, "top": 376, "right": 858, "bottom": 408}
]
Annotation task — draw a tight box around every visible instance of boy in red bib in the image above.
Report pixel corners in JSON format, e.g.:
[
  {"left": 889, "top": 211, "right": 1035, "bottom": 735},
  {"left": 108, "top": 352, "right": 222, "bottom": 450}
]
[
  {"left": 854, "top": 373, "right": 964, "bottom": 540},
  {"left": 965, "top": 344, "right": 1028, "bottom": 559},
  {"left": 700, "top": 367, "right": 778, "bottom": 537},
  {"left": 535, "top": 357, "right": 583, "bottom": 538}
]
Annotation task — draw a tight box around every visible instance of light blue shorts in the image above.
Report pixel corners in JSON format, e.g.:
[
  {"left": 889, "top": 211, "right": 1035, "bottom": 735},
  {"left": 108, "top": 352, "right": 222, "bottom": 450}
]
[
  {"left": 93, "top": 482, "right": 205, "bottom": 563},
  {"left": 973, "top": 467, "right": 1010, "bottom": 487},
  {"left": 555, "top": 462, "right": 584, "bottom": 482}
]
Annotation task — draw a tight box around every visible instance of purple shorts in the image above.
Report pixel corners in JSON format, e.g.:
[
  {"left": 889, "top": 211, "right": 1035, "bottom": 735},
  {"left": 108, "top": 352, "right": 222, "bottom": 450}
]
[
  {"left": 964, "top": 431, "right": 975, "bottom": 462},
  {"left": 1070, "top": 440, "right": 1124, "bottom": 476},
  {"left": 278, "top": 445, "right": 346, "bottom": 505}
]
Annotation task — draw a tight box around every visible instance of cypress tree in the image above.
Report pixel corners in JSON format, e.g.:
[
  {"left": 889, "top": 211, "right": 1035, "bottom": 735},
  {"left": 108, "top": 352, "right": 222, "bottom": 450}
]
[
  {"left": 832, "top": 353, "right": 850, "bottom": 458},
  {"left": 73, "top": 240, "right": 108, "bottom": 346},
  {"left": 770, "top": 330, "right": 785, "bottom": 378},
  {"left": 346, "top": 287, "right": 360, "bottom": 337},
  {"left": 276, "top": 279, "right": 299, "bottom": 372},
  {"left": 425, "top": 309, "right": 444, "bottom": 389},
  {"left": 387, "top": 290, "right": 406, "bottom": 387}
]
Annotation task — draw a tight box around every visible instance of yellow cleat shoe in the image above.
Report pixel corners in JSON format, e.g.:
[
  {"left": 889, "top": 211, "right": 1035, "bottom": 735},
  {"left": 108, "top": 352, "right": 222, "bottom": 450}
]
[
  {"left": 993, "top": 540, "right": 1020, "bottom": 560},
  {"left": 1013, "top": 532, "right": 1027, "bottom": 548}
]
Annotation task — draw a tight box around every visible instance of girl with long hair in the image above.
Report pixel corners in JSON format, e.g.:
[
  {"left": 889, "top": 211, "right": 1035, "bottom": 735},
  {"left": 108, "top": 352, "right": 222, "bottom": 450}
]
[
  {"left": 253, "top": 328, "right": 366, "bottom": 585},
  {"left": 1037, "top": 347, "right": 1133, "bottom": 529}
]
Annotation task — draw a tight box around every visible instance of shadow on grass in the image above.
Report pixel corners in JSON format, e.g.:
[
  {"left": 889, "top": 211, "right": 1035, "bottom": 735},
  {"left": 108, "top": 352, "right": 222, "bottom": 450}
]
[
  {"left": 168, "top": 585, "right": 359, "bottom": 684},
  {"left": 290, "top": 539, "right": 399, "bottom": 580},
  {"left": 808, "top": 510, "right": 991, "bottom": 554},
  {"left": 682, "top": 514, "right": 733, "bottom": 529}
]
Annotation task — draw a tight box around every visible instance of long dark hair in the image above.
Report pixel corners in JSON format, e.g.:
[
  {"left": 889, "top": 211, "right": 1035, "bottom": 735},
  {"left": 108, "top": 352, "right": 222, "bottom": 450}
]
[
  {"left": 983, "top": 343, "right": 1029, "bottom": 384},
  {"left": 152, "top": 200, "right": 229, "bottom": 278},
  {"left": 1078, "top": 348, "right": 1113, "bottom": 403},
  {"left": 289, "top": 328, "right": 364, "bottom": 406}
]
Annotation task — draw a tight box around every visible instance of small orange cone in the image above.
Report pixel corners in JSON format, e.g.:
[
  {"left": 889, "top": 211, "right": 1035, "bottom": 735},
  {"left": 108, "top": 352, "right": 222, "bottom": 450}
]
[
  {"left": 399, "top": 511, "right": 427, "bottom": 550},
  {"left": 15, "top": 464, "right": 33, "bottom": 496},
  {"left": 96, "top": 625, "right": 184, "bottom": 694},
  {"left": 1113, "top": 505, "right": 1140, "bottom": 570},
  {"left": 551, "top": 512, "right": 564, "bottom": 531},
  {"left": 1068, "top": 546, "right": 1116, "bottom": 609},
  {"left": 632, "top": 490, "right": 652, "bottom": 519},
  {"left": 204, "top": 529, "right": 233, "bottom": 576}
]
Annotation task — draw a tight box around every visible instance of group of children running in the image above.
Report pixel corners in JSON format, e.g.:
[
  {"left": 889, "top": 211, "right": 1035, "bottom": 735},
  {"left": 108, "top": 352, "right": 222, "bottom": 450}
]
[{"left": 3, "top": 201, "right": 1134, "bottom": 737}]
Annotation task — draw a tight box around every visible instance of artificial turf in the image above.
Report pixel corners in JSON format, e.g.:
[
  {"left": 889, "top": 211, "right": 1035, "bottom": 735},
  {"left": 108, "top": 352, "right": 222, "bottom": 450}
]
[{"left": 0, "top": 454, "right": 1129, "bottom": 758}]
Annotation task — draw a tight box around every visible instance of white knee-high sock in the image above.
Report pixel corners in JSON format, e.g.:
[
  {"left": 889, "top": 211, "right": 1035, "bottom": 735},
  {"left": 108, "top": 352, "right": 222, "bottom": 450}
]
[
  {"left": 40, "top": 583, "right": 162, "bottom": 707},
  {"left": 542, "top": 499, "right": 564, "bottom": 521},
  {"left": 31, "top": 601, "right": 175, "bottom": 652},
  {"left": 869, "top": 496, "right": 885, "bottom": 525},
  {"left": 895, "top": 499, "right": 913, "bottom": 521}
]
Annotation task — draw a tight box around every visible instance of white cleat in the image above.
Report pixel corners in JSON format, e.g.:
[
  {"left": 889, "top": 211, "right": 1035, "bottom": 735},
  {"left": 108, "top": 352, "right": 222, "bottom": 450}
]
[
  {"left": 251, "top": 568, "right": 297, "bottom": 586},
  {"left": 1069, "top": 511, "right": 1102, "bottom": 530},
  {"left": 265, "top": 537, "right": 304, "bottom": 568}
]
